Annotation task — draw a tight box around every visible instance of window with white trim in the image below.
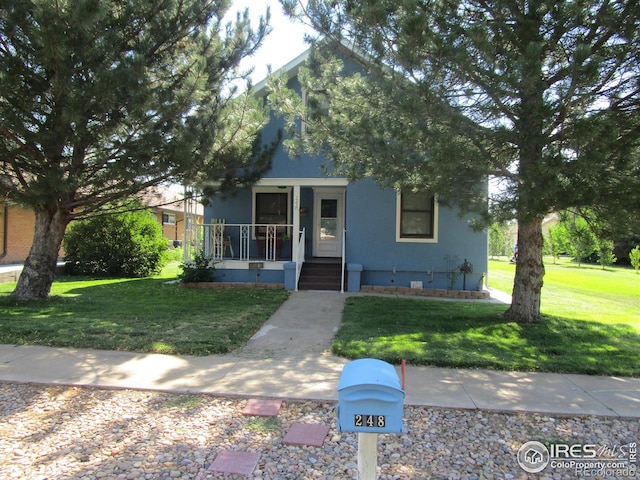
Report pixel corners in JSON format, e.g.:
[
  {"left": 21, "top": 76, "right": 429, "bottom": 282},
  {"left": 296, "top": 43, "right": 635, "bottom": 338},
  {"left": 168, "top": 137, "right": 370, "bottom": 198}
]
[
  {"left": 396, "top": 190, "right": 438, "bottom": 242},
  {"left": 162, "top": 213, "right": 175, "bottom": 225}
]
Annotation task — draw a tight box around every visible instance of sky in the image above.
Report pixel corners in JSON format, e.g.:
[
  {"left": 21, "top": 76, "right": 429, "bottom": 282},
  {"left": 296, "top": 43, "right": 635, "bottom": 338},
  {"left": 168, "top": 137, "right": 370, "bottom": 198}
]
[
  {"left": 228, "top": 0, "right": 313, "bottom": 84},
  {"left": 171, "top": 1, "right": 310, "bottom": 192}
]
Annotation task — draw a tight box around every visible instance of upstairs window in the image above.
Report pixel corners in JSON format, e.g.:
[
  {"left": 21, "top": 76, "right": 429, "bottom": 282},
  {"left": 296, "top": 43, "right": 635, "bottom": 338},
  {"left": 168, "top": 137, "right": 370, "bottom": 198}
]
[
  {"left": 301, "top": 89, "right": 329, "bottom": 135},
  {"left": 397, "top": 190, "right": 438, "bottom": 242}
]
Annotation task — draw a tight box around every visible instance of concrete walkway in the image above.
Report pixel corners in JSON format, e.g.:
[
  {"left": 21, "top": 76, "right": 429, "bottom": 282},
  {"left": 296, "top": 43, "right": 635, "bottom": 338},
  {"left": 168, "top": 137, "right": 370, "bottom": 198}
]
[{"left": 0, "top": 290, "right": 638, "bottom": 418}]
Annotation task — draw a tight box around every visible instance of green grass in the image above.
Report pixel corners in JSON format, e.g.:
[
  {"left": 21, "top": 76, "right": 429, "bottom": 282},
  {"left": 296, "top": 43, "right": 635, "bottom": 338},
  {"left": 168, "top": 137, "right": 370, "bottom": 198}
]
[
  {"left": 0, "top": 263, "right": 289, "bottom": 355},
  {"left": 3, "top": 258, "right": 638, "bottom": 376},
  {"left": 246, "top": 417, "right": 282, "bottom": 432},
  {"left": 489, "top": 257, "right": 640, "bottom": 325},
  {"left": 334, "top": 258, "right": 640, "bottom": 376}
]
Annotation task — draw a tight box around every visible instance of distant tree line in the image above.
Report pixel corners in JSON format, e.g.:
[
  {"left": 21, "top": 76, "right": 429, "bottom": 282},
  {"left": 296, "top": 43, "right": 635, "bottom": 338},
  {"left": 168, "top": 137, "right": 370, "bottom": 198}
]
[{"left": 489, "top": 210, "right": 639, "bottom": 269}]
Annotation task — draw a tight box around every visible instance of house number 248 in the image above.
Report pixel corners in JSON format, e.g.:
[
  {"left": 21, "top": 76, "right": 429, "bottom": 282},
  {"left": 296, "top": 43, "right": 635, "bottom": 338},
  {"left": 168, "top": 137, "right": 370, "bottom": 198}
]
[{"left": 354, "top": 414, "right": 386, "bottom": 428}]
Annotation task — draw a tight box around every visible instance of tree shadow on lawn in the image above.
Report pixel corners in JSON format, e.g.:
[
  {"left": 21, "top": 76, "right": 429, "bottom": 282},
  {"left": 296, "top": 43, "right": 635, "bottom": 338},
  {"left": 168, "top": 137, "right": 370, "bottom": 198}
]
[
  {"left": 0, "top": 276, "right": 191, "bottom": 319},
  {"left": 333, "top": 297, "right": 640, "bottom": 377},
  {"left": 0, "top": 276, "right": 289, "bottom": 356}
]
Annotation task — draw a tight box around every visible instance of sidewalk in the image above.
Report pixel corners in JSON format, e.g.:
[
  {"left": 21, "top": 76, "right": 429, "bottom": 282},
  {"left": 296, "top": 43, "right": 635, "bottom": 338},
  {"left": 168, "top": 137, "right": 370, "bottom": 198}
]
[
  {"left": 0, "top": 290, "right": 638, "bottom": 418},
  {"left": 0, "top": 263, "right": 22, "bottom": 283}
]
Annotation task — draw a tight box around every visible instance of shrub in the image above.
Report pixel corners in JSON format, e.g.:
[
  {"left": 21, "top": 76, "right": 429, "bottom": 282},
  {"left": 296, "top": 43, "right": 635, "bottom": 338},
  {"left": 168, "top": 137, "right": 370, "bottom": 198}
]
[
  {"left": 179, "top": 251, "right": 215, "bottom": 283},
  {"left": 565, "top": 217, "right": 596, "bottom": 266},
  {"left": 597, "top": 239, "right": 616, "bottom": 270},
  {"left": 167, "top": 246, "right": 184, "bottom": 262},
  {"left": 630, "top": 245, "right": 640, "bottom": 274},
  {"left": 64, "top": 209, "right": 170, "bottom": 277}
]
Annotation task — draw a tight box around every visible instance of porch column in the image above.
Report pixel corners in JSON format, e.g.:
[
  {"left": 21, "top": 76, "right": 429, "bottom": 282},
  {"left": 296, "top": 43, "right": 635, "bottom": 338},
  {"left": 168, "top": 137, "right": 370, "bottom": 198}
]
[{"left": 292, "top": 184, "right": 300, "bottom": 261}]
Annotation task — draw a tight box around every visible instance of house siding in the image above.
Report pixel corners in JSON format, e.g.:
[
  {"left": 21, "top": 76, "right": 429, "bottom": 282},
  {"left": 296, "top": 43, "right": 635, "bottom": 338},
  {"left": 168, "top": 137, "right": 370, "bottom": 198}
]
[
  {"left": 345, "top": 179, "right": 487, "bottom": 291},
  {"left": 202, "top": 47, "right": 488, "bottom": 292},
  {"left": 259, "top": 77, "right": 332, "bottom": 181},
  {"left": 205, "top": 178, "right": 488, "bottom": 291}
]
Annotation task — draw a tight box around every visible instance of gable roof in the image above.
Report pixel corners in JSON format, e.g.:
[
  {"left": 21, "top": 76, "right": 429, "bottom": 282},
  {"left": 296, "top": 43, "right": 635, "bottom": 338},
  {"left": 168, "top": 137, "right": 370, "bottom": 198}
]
[
  {"left": 252, "top": 49, "right": 310, "bottom": 95},
  {"left": 251, "top": 39, "right": 374, "bottom": 97}
]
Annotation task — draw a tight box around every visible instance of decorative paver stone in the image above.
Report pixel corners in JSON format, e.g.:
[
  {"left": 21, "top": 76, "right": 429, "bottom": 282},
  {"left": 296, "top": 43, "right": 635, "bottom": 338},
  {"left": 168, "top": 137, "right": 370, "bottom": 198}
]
[
  {"left": 208, "top": 450, "right": 260, "bottom": 476},
  {"left": 241, "top": 398, "right": 282, "bottom": 417},
  {"left": 282, "top": 422, "right": 331, "bottom": 447}
]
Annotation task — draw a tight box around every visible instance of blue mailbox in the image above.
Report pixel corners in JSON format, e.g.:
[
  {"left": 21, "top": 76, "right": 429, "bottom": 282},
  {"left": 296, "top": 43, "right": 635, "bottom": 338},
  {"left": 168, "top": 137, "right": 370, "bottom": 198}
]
[{"left": 337, "top": 358, "right": 405, "bottom": 433}]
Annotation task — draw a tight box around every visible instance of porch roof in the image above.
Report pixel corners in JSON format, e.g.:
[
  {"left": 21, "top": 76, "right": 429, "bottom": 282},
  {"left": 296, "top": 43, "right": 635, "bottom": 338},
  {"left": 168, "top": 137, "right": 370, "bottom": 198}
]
[{"left": 256, "top": 178, "right": 348, "bottom": 187}]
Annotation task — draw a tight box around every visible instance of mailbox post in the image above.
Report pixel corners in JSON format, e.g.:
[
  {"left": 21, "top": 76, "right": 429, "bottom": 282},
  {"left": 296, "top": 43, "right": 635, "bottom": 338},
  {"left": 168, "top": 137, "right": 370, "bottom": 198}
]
[{"left": 337, "top": 358, "right": 405, "bottom": 479}]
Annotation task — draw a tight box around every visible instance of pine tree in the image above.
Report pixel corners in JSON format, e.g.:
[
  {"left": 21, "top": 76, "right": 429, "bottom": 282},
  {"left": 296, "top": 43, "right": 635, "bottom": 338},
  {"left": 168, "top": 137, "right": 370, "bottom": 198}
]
[
  {"left": 275, "top": 0, "right": 640, "bottom": 322},
  {"left": 0, "top": 0, "right": 276, "bottom": 300}
]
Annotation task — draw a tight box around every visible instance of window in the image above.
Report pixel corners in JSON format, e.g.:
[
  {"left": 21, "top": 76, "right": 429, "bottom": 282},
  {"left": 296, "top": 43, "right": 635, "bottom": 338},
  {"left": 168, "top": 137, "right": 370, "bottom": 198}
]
[
  {"left": 397, "top": 190, "right": 438, "bottom": 242},
  {"left": 162, "top": 213, "right": 175, "bottom": 225},
  {"left": 253, "top": 188, "right": 290, "bottom": 236},
  {"left": 301, "top": 89, "right": 329, "bottom": 135}
]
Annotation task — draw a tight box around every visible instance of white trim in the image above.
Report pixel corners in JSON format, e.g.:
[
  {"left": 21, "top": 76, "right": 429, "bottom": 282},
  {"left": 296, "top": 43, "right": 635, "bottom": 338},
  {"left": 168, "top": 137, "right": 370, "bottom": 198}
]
[
  {"left": 251, "top": 39, "right": 375, "bottom": 97},
  {"left": 253, "top": 49, "right": 311, "bottom": 95},
  {"left": 395, "top": 191, "right": 439, "bottom": 243},
  {"left": 256, "top": 178, "right": 349, "bottom": 187},
  {"left": 216, "top": 260, "right": 286, "bottom": 271},
  {"left": 292, "top": 185, "right": 301, "bottom": 267}
]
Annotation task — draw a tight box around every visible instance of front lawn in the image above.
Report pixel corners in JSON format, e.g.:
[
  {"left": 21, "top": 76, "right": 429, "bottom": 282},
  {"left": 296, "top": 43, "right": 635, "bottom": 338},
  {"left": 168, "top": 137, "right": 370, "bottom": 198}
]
[
  {"left": 488, "top": 257, "right": 640, "bottom": 326},
  {"left": 0, "top": 264, "right": 289, "bottom": 355},
  {"left": 334, "top": 258, "right": 640, "bottom": 376}
]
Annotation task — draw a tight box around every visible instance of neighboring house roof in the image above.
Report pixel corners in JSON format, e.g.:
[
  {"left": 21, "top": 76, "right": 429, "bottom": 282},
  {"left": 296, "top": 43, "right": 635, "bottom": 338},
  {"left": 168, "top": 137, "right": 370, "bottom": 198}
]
[{"left": 142, "top": 186, "right": 204, "bottom": 216}]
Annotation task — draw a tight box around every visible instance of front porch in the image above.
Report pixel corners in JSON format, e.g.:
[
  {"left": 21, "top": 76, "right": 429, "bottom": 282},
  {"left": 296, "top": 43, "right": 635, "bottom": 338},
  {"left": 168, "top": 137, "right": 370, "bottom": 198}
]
[
  {"left": 188, "top": 179, "right": 351, "bottom": 291},
  {"left": 192, "top": 221, "right": 341, "bottom": 291},
  {"left": 189, "top": 222, "right": 350, "bottom": 292}
]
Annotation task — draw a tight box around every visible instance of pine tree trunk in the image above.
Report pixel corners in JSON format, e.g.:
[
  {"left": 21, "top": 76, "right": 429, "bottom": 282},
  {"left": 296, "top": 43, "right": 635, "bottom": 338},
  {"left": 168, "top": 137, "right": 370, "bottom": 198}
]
[
  {"left": 504, "top": 217, "right": 545, "bottom": 323},
  {"left": 11, "top": 207, "right": 70, "bottom": 301}
]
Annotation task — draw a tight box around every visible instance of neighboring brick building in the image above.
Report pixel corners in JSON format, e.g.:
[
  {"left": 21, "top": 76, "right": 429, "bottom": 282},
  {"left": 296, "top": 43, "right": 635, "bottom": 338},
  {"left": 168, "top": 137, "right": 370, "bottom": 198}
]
[
  {"left": 1, "top": 188, "right": 203, "bottom": 266},
  {"left": 143, "top": 186, "right": 204, "bottom": 247},
  {"left": 0, "top": 201, "right": 39, "bottom": 265}
]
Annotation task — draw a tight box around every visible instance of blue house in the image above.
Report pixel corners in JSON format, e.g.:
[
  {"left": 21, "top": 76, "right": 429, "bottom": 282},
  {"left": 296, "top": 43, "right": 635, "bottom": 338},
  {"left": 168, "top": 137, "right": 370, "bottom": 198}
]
[{"left": 200, "top": 47, "right": 488, "bottom": 297}]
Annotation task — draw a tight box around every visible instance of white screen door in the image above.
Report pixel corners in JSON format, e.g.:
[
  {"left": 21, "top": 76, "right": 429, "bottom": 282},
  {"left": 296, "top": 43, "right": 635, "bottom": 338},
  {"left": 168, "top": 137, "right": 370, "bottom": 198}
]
[{"left": 313, "top": 190, "right": 344, "bottom": 257}]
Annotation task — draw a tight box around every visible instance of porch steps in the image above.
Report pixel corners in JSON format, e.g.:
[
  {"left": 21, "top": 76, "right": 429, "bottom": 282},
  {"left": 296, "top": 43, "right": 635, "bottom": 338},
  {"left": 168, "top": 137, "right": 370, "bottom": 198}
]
[{"left": 298, "top": 260, "right": 344, "bottom": 291}]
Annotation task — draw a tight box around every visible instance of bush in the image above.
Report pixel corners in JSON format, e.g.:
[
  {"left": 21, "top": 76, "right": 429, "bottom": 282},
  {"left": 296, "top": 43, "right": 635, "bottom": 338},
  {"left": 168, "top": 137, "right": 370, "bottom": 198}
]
[
  {"left": 167, "top": 246, "right": 184, "bottom": 262},
  {"left": 64, "top": 209, "right": 170, "bottom": 277},
  {"left": 630, "top": 245, "right": 640, "bottom": 274},
  {"left": 597, "top": 239, "right": 616, "bottom": 269},
  {"left": 179, "top": 251, "right": 215, "bottom": 282}
]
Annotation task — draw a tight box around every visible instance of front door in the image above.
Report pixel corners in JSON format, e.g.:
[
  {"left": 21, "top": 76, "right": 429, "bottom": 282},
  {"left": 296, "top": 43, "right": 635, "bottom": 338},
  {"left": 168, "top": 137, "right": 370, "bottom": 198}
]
[{"left": 313, "top": 190, "right": 344, "bottom": 257}]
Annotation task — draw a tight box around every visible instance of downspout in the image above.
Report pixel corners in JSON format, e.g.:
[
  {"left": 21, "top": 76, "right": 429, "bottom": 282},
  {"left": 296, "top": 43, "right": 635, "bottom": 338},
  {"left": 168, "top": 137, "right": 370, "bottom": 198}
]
[
  {"left": 183, "top": 185, "right": 189, "bottom": 263},
  {"left": 0, "top": 201, "right": 8, "bottom": 259}
]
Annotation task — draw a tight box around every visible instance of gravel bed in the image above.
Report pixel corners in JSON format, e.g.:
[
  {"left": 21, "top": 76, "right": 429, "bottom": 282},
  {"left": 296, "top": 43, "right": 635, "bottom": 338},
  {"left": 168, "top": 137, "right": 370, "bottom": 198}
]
[{"left": 1, "top": 383, "right": 637, "bottom": 480}]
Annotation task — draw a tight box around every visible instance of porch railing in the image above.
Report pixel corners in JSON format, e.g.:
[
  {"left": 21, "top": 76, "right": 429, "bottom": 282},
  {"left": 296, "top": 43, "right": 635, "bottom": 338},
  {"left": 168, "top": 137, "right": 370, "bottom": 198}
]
[
  {"left": 195, "top": 223, "right": 294, "bottom": 262},
  {"left": 295, "top": 228, "right": 306, "bottom": 291}
]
